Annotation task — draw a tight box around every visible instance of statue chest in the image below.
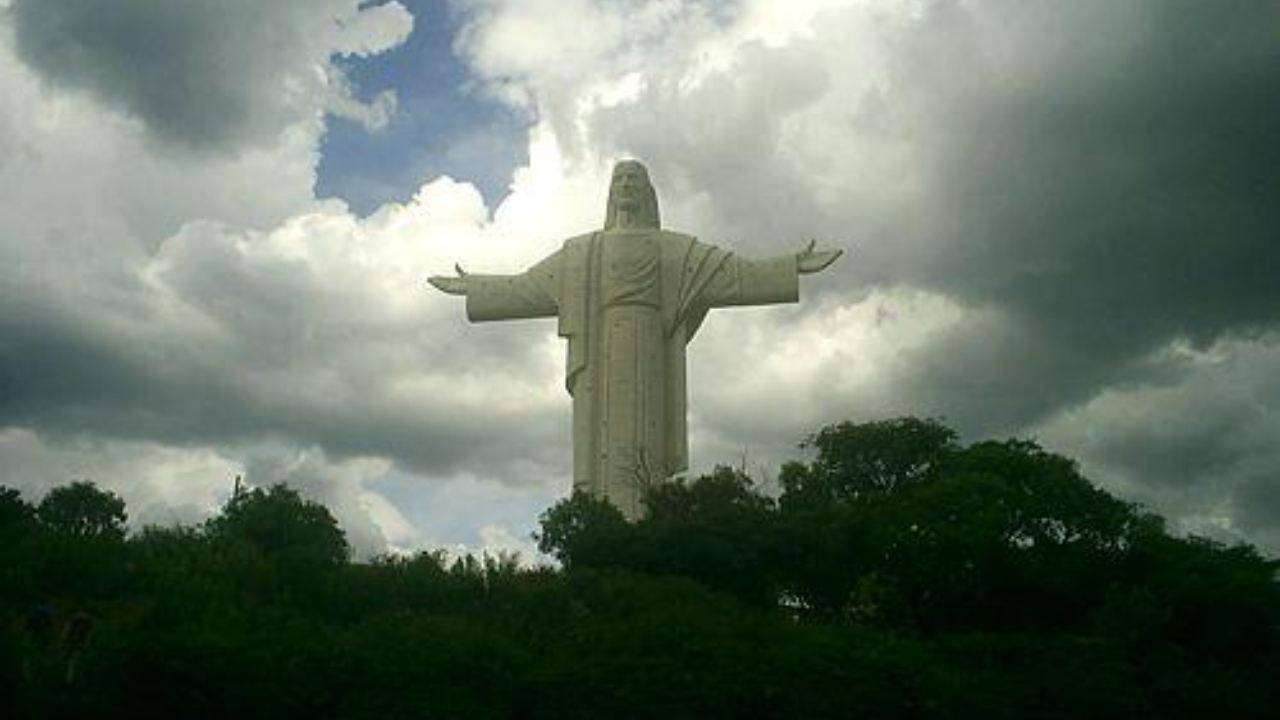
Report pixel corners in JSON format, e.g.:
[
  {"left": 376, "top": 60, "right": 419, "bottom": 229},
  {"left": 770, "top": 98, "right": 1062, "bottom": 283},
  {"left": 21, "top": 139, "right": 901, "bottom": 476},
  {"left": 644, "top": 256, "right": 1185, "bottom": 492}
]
[{"left": 600, "top": 232, "right": 663, "bottom": 308}]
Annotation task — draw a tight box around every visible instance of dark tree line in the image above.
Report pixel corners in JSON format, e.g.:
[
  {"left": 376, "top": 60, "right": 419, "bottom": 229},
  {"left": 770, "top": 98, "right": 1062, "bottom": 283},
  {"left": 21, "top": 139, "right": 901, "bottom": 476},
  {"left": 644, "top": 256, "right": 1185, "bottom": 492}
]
[{"left": 2, "top": 417, "right": 1277, "bottom": 719}]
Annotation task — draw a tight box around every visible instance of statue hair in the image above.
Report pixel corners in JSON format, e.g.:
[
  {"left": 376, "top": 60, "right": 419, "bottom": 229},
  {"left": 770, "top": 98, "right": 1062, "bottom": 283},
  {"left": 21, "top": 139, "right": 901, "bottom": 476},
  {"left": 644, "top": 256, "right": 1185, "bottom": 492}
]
[{"left": 604, "top": 160, "right": 660, "bottom": 230}]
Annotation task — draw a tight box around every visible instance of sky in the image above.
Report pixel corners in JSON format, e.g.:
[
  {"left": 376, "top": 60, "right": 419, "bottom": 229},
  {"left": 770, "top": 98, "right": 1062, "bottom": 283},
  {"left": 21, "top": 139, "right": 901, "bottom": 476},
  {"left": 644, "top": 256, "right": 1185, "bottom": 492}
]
[{"left": 0, "top": 0, "right": 1277, "bottom": 559}]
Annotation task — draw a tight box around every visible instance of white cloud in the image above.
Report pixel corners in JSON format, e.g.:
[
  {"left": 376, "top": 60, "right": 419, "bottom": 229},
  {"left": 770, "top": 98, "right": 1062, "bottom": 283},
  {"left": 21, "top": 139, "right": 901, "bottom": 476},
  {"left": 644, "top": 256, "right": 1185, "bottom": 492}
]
[
  {"left": 0, "top": 428, "right": 238, "bottom": 528},
  {"left": 327, "top": 1, "right": 414, "bottom": 58},
  {"left": 477, "top": 524, "right": 545, "bottom": 565},
  {"left": 687, "top": 286, "right": 970, "bottom": 469},
  {"left": 2, "top": 0, "right": 1276, "bottom": 558}
]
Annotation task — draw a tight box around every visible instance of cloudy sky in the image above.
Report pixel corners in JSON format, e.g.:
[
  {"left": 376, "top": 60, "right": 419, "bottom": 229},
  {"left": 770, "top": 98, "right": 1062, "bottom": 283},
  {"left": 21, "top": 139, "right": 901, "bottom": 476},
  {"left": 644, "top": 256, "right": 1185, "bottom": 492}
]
[{"left": 1, "top": 0, "right": 1276, "bottom": 558}]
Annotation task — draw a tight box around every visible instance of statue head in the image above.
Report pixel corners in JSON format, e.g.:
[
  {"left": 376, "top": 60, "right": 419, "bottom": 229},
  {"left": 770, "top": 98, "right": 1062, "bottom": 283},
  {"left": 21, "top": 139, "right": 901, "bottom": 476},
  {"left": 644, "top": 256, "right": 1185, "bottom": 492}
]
[{"left": 604, "top": 160, "right": 660, "bottom": 230}]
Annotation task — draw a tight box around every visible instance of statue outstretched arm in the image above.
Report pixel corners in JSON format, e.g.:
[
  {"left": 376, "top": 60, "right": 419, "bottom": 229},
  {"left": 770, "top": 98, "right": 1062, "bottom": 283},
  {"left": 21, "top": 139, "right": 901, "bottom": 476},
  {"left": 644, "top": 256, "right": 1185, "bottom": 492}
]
[
  {"left": 701, "top": 239, "right": 843, "bottom": 309},
  {"left": 428, "top": 251, "right": 561, "bottom": 322}
]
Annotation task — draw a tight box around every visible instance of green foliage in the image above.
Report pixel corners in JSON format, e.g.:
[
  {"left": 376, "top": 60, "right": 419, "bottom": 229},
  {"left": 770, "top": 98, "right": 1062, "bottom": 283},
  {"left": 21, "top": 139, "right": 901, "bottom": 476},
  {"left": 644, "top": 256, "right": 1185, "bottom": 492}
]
[
  {"left": 0, "top": 486, "right": 37, "bottom": 536},
  {"left": 770, "top": 425, "right": 1280, "bottom": 648},
  {"left": 536, "top": 489, "right": 630, "bottom": 568},
  {"left": 205, "top": 483, "right": 349, "bottom": 565},
  {"left": 3, "top": 419, "right": 1278, "bottom": 719},
  {"left": 36, "top": 481, "right": 127, "bottom": 540},
  {"left": 780, "top": 416, "right": 959, "bottom": 508},
  {"left": 645, "top": 465, "right": 775, "bottom": 521},
  {"left": 538, "top": 468, "right": 781, "bottom": 606},
  {"left": 637, "top": 467, "right": 781, "bottom": 607}
]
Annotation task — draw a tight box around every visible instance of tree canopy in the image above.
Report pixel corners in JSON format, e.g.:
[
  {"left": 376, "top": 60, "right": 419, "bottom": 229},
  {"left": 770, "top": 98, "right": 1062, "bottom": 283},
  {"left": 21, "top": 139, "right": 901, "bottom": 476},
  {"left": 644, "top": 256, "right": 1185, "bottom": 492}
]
[
  {"left": 35, "top": 481, "right": 127, "bottom": 541},
  {"left": 3, "top": 417, "right": 1277, "bottom": 719},
  {"left": 204, "top": 482, "right": 349, "bottom": 565}
]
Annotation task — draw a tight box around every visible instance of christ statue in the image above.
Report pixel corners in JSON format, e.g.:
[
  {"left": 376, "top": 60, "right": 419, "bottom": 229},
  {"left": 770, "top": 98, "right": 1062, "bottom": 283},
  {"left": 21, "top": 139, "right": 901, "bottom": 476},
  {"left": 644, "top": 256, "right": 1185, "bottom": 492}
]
[{"left": 429, "top": 160, "right": 841, "bottom": 520}]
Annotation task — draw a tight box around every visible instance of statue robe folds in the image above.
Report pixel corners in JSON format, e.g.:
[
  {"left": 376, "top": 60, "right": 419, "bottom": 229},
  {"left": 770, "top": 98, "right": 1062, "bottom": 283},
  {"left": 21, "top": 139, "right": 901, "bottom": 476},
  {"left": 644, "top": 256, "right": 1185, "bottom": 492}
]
[{"left": 465, "top": 230, "right": 799, "bottom": 519}]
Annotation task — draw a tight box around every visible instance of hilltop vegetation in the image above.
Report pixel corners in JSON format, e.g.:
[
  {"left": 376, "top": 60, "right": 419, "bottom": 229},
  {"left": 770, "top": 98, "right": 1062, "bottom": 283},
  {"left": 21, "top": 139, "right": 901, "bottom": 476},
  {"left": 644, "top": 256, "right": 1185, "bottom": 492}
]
[{"left": 2, "top": 418, "right": 1277, "bottom": 719}]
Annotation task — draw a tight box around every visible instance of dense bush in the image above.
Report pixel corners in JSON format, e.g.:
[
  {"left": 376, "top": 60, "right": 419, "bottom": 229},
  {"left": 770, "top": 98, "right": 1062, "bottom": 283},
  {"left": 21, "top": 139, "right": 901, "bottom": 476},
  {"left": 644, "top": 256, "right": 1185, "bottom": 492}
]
[{"left": 3, "top": 418, "right": 1277, "bottom": 719}]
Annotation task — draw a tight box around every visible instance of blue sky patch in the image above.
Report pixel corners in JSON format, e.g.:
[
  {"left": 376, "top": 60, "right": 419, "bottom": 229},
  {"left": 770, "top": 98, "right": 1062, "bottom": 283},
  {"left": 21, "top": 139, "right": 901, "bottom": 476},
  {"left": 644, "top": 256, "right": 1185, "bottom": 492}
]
[{"left": 316, "top": 0, "right": 530, "bottom": 216}]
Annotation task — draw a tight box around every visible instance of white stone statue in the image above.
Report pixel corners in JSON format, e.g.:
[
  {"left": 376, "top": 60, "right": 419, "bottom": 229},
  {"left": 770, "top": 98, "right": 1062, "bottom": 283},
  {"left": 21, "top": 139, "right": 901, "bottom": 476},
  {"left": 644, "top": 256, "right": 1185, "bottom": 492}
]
[{"left": 429, "top": 160, "right": 841, "bottom": 519}]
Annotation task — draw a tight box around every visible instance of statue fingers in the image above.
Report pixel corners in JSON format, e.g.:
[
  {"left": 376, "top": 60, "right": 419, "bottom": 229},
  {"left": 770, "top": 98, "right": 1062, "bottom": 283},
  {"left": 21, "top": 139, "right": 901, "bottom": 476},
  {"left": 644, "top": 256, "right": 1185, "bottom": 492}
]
[
  {"left": 428, "top": 275, "right": 467, "bottom": 295},
  {"left": 797, "top": 247, "right": 843, "bottom": 274},
  {"left": 814, "top": 248, "right": 843, "bottom": 270}
]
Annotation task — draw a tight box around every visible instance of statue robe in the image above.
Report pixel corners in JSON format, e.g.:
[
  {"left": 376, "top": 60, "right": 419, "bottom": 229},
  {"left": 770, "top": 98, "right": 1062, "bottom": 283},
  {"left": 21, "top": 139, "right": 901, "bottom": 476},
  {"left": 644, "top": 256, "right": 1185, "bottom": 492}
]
[{"left": 465, "top": 230, "right": 799, "bottom": 519}]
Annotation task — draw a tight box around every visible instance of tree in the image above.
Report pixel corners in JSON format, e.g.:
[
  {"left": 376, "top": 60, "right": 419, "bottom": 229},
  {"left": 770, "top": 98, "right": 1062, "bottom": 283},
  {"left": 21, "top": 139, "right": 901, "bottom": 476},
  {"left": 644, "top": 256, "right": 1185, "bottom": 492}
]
[
  {"left": 205, "top": 483, "right": 348, "bottom": 565},
  {"left": 4, "top": 418, "right": 1278, "bottom": 719},
  {"left": 538, "top": 471, "right": 783, "bottom": 606},
  {"left": 536, "top": 491, "right": 630, "bottom": 569},
  {"left": 780, "top": 417, "right": 959, "bottom": 509},
  {"left": 644, "top": 466, "right": 774, "bottom": 523},
  {"left": 36, "top": 481, "right": 127, "bottom": 540},
  {"left": 0, "top": 486, "right": 36, "bottom": 536},
  {"left": 637, "top": 467, "right": 781, "bottom": 606}
]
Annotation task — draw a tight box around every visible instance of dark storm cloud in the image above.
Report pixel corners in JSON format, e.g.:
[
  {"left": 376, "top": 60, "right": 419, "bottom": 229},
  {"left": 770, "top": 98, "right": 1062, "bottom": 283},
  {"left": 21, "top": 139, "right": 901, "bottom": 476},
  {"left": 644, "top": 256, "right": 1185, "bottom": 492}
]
[
  {"left": 0, "top": 220, "right": 568, "bottom": 483},
  {"left": 0, "top": 305, "right": 566, "bottom": 480},
  {"left": 870, "top": 0, "right": 1280, "bottom": 430},
  {"left": 1234, "top": 471, "right": 1280, "bottom": 545},
  {"left": 854, "top": 1, "right": 1280, "bottom": 550},
  {"left": 7, "top": 0, "right": 371, "bottom": 151},
  {"left": 1036, "top": 333, "right": 1280, "bottom": 548},
  {"left": 605, "top": 0, "right": 1279, "bottom": 435}
]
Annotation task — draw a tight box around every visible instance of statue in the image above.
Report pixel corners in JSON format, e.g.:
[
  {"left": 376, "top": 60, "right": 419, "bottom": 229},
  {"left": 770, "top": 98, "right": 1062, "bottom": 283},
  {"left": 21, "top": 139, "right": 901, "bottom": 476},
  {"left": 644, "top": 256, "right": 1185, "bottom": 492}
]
[{"left": 429, "top": 160, "right": 841, "bottom": 519}]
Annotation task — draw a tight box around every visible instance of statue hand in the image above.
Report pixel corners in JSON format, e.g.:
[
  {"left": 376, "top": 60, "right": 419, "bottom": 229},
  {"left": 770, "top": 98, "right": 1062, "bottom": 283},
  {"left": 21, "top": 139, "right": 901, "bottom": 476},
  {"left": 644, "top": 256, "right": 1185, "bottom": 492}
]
[
  {"left": 796, "top": 239, "right": 843, "bottom": 274},
  {"left": 428, "top": 263, "right": 469, "bottom": 296}
]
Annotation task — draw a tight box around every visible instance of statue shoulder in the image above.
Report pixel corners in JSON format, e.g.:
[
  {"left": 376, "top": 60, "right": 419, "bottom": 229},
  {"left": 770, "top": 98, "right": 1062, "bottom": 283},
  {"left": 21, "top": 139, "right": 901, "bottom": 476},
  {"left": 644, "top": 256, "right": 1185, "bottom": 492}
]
[
  {"left": 658, "top": 230, "right": 698, "bottom": 256},
  {"left": 549, "top": 232, "right": 598, "bottom": 269},
  {"left": 659, "top": 230, "right": 731, "bottom": 258},
  {"left": 561, "top": 231, "right": 599, "bottom": 250}
]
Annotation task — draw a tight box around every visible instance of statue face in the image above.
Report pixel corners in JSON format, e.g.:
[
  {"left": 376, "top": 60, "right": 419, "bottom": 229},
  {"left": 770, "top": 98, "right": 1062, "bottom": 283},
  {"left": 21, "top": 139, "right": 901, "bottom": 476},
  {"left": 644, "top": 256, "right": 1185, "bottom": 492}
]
[
  {"left": 605, "top": 160, "right": 660, "bottom": 229},
  {"left": 611, "top": 164, "right": 647, "bottom": 212}
]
